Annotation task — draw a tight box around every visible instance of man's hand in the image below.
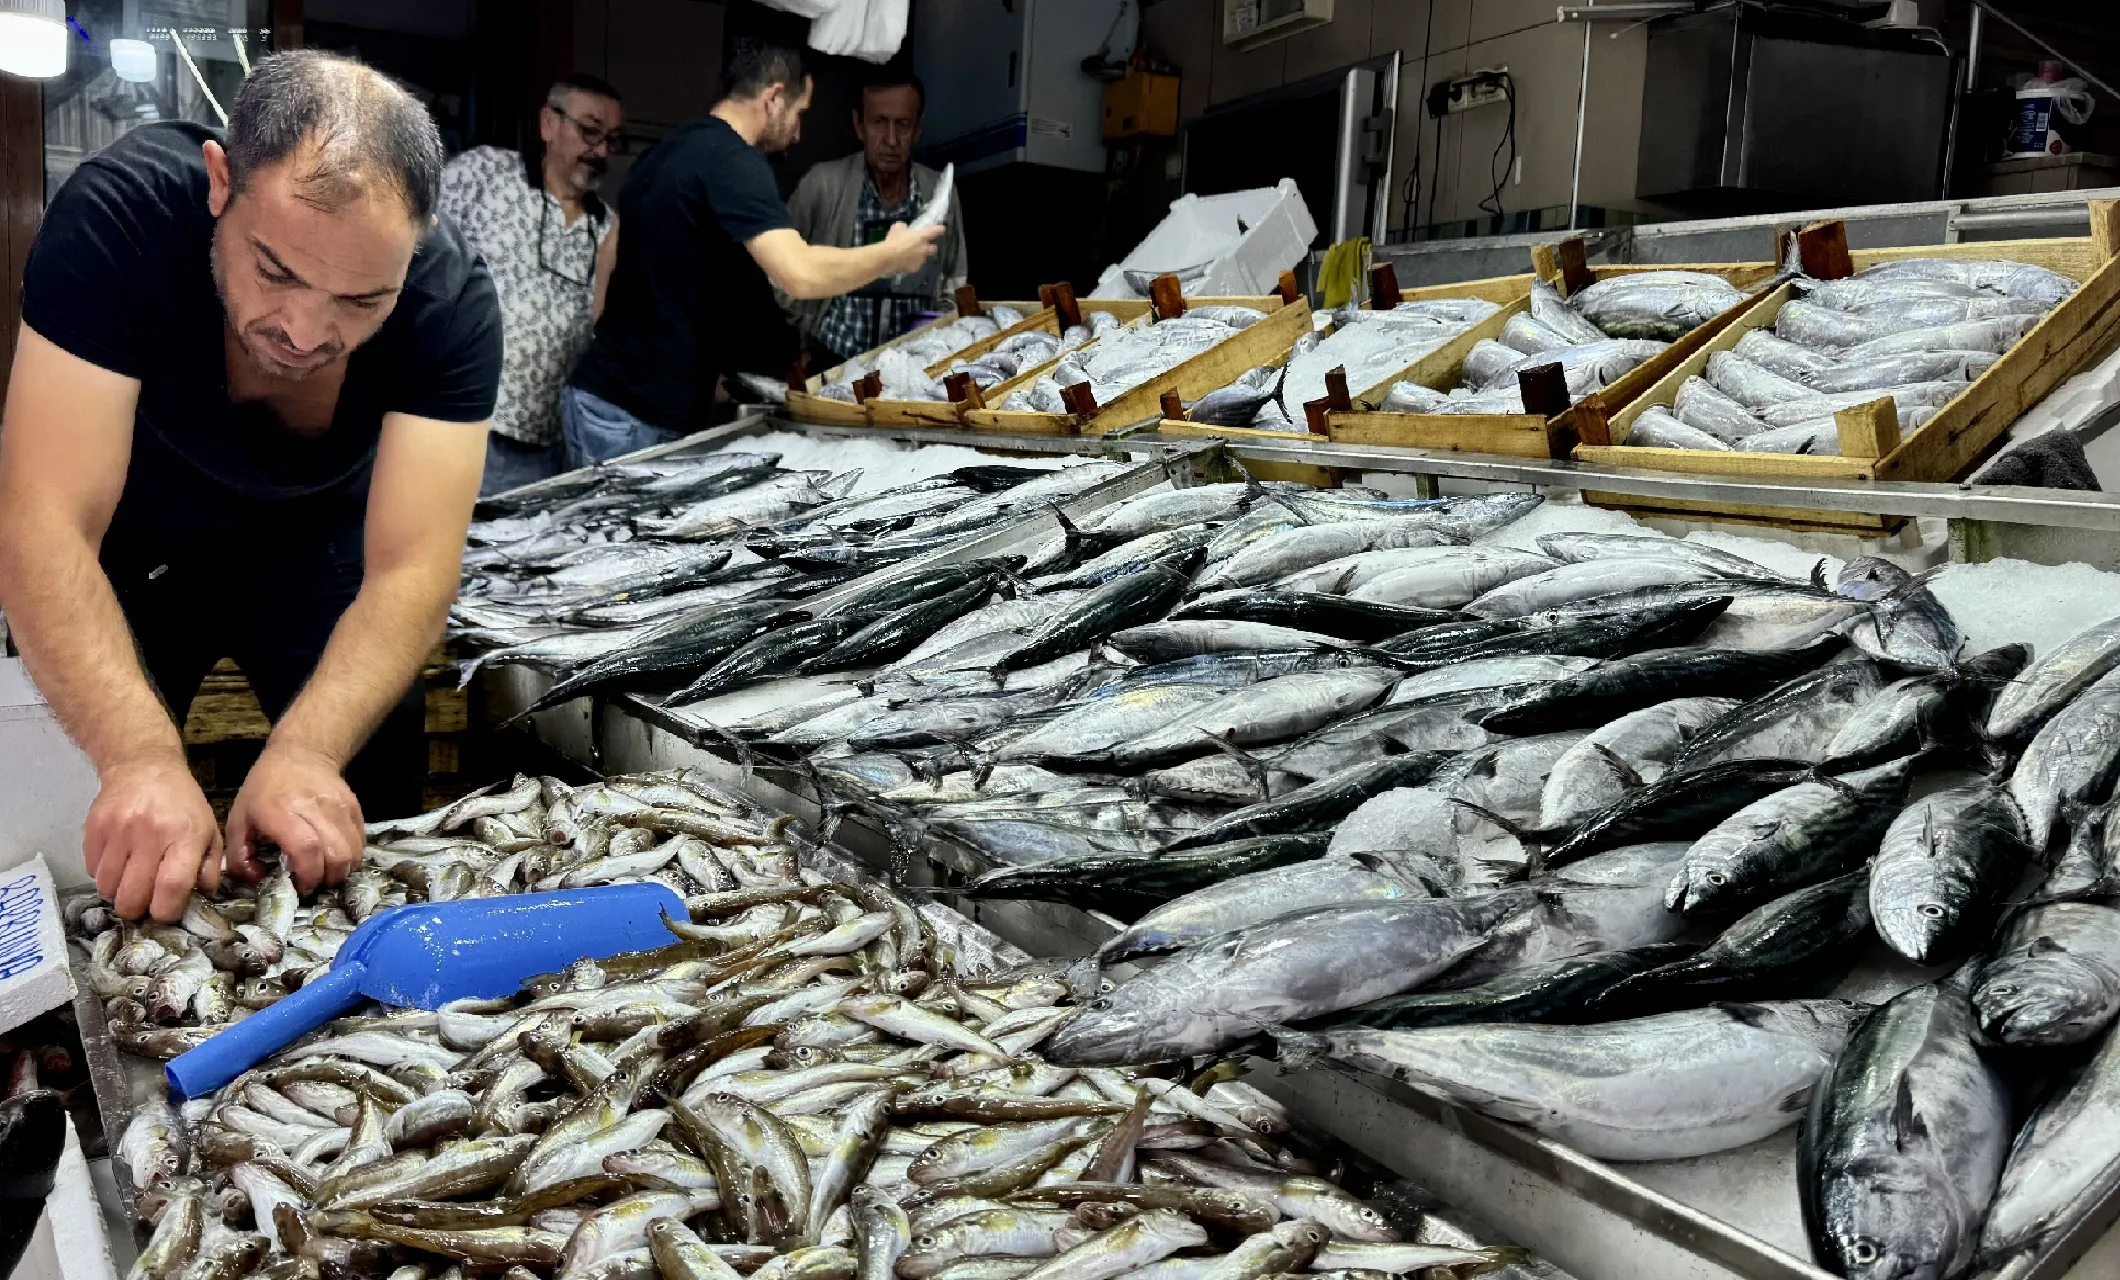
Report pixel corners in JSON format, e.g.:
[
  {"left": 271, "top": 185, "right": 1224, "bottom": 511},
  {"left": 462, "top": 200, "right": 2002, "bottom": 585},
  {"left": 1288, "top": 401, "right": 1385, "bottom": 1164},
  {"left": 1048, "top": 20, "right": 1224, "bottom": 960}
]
[
  {"left": 882, "top": 222, "right": 946, "bottom": 276},
  {"left": 225, "top": 744, "right": 363, "bottom": 892},
  {"left": 84, "top": 757, "right": 222, "bottom": 924}
]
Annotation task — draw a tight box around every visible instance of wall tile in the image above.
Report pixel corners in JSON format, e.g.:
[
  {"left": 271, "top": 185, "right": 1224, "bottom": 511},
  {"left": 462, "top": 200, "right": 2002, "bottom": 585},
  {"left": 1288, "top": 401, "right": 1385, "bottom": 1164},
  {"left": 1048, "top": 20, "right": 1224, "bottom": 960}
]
[
  {"left": 1208, "top": 22, "right": 1289, "bottom": 105},
  {"left": 1283, "top": 0, "right": 1374, "bottom": 84},
  {"left": 1143, "top": 0, "right": 1217, "bottom": 124},
  {"left": 1469, "top": 0, "right": 1563, "bottom": 45}
]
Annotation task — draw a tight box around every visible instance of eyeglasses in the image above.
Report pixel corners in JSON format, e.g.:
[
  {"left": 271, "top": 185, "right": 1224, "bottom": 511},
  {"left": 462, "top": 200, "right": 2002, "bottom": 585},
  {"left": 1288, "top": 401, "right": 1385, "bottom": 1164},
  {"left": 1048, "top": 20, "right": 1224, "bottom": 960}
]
[
  {"left": 553, "top": 107, "right": 626, "bottom": 154},
  {"left": 536, "top": 198, "right": 598, "bottom": 288}
]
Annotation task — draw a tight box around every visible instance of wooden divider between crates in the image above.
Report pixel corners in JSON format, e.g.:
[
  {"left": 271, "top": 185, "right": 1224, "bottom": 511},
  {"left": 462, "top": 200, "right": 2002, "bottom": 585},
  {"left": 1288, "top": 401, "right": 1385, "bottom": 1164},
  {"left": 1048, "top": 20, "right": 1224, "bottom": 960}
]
[{"left": 1575, "top": 208, "right": 2120, "bottom": 532}]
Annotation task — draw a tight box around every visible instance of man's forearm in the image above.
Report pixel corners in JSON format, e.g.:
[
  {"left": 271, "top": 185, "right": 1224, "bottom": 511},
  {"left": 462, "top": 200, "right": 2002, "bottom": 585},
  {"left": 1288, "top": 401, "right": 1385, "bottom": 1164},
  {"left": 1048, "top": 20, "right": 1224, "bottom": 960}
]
[
  {"left": 0, "top": 523, "right": 184, "bottom": 770},
  {"left": 268, "top": 564, "right": 453, "bottom": 767},
  {"left": 782, "top": 241, "right": 903, "bottom": 300}
]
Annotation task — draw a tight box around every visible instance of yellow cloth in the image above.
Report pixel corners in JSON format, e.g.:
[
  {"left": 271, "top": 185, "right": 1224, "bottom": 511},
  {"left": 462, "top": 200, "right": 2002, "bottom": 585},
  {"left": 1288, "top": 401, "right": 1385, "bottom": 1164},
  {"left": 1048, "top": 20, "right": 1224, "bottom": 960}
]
[{"left": 1318, "top": 236, "right": 1371, "bottom": 310}]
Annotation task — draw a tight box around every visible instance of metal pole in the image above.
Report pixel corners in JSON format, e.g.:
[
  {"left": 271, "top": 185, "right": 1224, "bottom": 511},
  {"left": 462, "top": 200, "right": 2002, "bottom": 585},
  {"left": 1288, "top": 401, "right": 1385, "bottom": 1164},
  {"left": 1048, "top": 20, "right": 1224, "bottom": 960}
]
[
  {"left": 1966, "top": 4, "right": 1984, "bottom": 87},
  {"left": 1567, "top": 3, "right": 1593, "bottom": 230},
  {"left": 1940, "top": 7, "right": 1976, "bottom": 199}
]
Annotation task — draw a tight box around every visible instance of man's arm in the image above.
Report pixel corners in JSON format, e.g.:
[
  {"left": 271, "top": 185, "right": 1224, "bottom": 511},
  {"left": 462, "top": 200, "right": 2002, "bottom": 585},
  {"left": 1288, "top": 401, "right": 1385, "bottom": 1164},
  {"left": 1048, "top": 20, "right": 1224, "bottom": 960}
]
[
  {"left": 222, "top": 411, "right": 485, "bottom": 885},
  {"left": 0, "top": 326, "right": 223, "bottom": 921},
  {"left": 592, "top": 218, "right": 619, "bottom": 322},
  {"left": 747, "top": 223, "right": 944, "bottom": 301}
]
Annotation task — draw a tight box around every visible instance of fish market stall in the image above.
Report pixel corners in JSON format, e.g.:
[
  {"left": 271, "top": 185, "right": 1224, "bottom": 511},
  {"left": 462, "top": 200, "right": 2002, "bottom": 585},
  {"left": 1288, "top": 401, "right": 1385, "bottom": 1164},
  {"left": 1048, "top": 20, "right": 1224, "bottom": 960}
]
[
  {"left": 446, "top": 413, "right": 2120, "bottom": 1280},
  {"left": 1574, "top": 214, "right": 2120, "bottom": 534}
]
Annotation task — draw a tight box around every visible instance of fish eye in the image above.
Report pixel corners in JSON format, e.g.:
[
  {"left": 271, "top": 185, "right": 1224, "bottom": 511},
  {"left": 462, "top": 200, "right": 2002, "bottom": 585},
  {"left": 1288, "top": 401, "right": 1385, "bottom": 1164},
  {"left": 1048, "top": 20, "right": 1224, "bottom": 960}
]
[
  {"left": 1990, "top": 984, "right": 2015, "bottom": 996},
  {"left": 1098, "top": 979, "right": 1115, "bottom": 994},
  {"left": 1706, "top": 873, "right": 1727, "bottom": 886},
  {"left": 1849, "top": 1239, "right": 1880, "bottom": 1265},
  {"left": 1918, "top": 903, "right": 1946, "bottom": 919},
  {"left": 1091, "top": 998, "right": 1112, "bottom": 1010}
]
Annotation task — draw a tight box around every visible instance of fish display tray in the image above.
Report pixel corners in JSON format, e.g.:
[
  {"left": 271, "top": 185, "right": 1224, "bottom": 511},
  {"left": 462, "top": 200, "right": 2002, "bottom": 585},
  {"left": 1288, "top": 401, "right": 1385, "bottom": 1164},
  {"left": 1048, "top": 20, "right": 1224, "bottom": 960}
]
[
  {"left": 961, "top": 297, "right": 1313, "bottom": 437},
  {"left": 1573, "top": 216, "right": 2120, "bottom": 535},
  {"left": 1324, "top": 260, "right": 1782, "bottom": 461},
  {"left": 784, "top": 297, "right": 1051, "bottom": 427},
  {"left": 447, "top": 418, "right": 2120, "bottom": 1280}
]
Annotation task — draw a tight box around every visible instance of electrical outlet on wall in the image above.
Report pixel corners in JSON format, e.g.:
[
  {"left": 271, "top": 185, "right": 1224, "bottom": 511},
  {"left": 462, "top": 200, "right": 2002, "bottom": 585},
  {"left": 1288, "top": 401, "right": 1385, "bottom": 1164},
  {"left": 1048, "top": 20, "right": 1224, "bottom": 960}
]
[{"left": 1426, "top": 68, "right": 1511, "bottom": 116}]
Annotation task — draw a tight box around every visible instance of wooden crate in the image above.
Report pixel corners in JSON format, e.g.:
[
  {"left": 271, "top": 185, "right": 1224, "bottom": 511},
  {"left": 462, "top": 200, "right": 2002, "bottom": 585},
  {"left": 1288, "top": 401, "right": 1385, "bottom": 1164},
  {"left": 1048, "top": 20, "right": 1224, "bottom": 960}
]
[
  {"left": 1325, "top": 249, "right": 1781, "bottom": 459},
  {"left": 888, "top": 289, "right": 1295, "bottom": 431},
  {"left": 783, "top": 292, "right": 1049, "bottom": 426},
  {"left": 1574, "top": 211, "right": 2120, "bottom": 533},
  {"left": 962, "top": 297, "right": 1313, "bottom": 437}
]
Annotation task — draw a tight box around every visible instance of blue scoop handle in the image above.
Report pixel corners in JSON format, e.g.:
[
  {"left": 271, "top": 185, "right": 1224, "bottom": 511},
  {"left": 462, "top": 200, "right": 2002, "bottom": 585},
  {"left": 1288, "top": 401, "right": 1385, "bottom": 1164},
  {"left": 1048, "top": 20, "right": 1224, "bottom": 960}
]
[{"left": 165, "top": 961, "right": 369, "bottom": 1100}]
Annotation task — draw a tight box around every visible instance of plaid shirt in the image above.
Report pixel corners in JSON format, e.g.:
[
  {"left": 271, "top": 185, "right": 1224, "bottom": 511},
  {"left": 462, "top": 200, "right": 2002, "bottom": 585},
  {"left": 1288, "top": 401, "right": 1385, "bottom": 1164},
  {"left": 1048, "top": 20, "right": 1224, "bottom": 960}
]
[{"left": 813, "top": 172, "right": 926, "bottom": 361}]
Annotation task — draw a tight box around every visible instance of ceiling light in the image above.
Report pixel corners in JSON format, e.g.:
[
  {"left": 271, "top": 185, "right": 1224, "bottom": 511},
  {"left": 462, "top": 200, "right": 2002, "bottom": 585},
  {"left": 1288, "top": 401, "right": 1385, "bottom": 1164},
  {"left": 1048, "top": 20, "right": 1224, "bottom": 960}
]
[
  {"left": 0, "top": 0, "right": 66, "bottom": 79},
  {"left": 110, "top": 36, "right": 154, "bottom": 82}
]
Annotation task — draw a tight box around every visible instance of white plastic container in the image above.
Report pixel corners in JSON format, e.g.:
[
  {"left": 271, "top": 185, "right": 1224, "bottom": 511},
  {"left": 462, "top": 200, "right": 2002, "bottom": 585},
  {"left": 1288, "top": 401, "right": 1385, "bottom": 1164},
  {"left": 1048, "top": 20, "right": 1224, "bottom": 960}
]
[
  {"left": 2009, "top": 60, "right": 2095, "bottom": 158},
  {"left": 1089, "top": 178, "right": 1318, "bottom": 299}
]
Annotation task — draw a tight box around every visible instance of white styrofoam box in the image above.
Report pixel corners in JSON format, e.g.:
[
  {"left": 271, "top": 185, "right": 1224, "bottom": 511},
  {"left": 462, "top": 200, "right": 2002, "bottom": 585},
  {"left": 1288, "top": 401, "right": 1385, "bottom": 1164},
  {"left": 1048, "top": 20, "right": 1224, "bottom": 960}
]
[
  {"left": 0, "top": 856, "right": 73, "bottom": 1042},
  {"left": 13, "top": 1113, "right": 122, "bottom": 1280},
  {"left": 1089, "top": 179, "right": 1319, "bottom": 300},
  {"left": 0, "top": 659, "right": 97, "bottom": 890}
]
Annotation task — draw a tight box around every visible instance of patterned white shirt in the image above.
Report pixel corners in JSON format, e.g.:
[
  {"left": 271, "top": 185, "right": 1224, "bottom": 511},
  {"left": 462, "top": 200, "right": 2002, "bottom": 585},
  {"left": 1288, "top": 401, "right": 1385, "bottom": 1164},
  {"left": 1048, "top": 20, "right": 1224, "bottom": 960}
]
[{"left": 437, "top": 146, "right": 612, "bottom": 445}]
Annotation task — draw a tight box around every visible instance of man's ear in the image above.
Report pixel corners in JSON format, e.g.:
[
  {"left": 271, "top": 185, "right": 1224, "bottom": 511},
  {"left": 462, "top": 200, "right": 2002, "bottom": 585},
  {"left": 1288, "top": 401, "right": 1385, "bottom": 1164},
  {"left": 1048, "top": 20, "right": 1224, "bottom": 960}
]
[{"left": 203, "top": 139, "right": 233, "bottom": 217}]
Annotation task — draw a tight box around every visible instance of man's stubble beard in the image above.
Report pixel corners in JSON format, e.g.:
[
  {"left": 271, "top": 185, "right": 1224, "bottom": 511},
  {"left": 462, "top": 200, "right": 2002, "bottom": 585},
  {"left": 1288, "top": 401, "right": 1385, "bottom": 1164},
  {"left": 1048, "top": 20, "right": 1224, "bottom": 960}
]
[{"left": 209, "top": 230, "right": 338, "bottom": 383}]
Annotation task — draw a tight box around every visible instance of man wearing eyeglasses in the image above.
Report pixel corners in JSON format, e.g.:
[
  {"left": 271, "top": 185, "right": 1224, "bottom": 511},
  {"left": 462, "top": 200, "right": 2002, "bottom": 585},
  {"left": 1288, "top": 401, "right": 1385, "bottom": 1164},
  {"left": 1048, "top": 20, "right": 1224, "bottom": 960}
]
[{"left": 437, "top": 74, "right": 624, "bottom": 495}]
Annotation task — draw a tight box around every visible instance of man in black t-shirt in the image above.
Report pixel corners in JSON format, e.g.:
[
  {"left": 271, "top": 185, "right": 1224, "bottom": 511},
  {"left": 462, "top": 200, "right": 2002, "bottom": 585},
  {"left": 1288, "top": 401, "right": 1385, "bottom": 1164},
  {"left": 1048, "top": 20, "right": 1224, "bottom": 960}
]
[
  {"left": 566, "top": 37, "right": 943, "bottom": 463},
  {"left": 0, "top": 52, "right": 501, "bottom": 924}
]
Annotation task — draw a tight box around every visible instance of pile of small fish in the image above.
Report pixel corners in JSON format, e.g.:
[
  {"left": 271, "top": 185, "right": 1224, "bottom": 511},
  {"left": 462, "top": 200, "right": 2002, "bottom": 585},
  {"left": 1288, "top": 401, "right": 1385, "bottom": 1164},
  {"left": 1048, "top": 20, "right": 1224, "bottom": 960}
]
[
  {"left": 1620, "top": 256, "right": 2075, "bottom": 455},
  {"left": 451, "top": 453, "right": 1137, "bottom": 698},
  {"left": 87, "top": 769, "right": 1527, "bottom": 1280},
  {"left": 1000, "top": 309, "right": 1271, "bottom": 416},
  {"left": 1373, "top": 274, "right": 1750, "bottom": 417},
  {"left": 815, "top": 307, "right": 1032, "bottom": 404}
]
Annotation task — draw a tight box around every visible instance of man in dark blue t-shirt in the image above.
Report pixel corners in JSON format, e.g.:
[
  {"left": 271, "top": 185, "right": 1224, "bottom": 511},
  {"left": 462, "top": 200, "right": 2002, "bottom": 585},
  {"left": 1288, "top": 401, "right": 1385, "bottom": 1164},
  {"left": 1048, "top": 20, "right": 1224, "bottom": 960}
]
[
  {"left": 0, "top": 52, "right": 501, "bottom": 924},
  {"left": 566, "top": 36, "right": 943, "bottom": 462}
]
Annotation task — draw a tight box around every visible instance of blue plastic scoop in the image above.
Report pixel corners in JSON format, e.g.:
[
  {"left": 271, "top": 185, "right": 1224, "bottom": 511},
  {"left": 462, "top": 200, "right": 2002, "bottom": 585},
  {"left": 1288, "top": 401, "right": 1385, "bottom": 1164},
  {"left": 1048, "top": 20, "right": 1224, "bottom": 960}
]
[{"left": 165, "top": 882, "right": 685, "bottom": 1100}]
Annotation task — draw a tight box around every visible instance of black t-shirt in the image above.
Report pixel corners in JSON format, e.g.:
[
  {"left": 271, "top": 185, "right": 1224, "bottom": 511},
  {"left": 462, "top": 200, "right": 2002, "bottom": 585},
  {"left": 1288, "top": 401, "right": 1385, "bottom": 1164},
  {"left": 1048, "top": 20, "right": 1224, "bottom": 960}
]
[
  {"left": 20, "top": 122, "right": 501, "bottom": 553},
  {"left": 569, "top": 113, "right": 794, "bottom": 433}
]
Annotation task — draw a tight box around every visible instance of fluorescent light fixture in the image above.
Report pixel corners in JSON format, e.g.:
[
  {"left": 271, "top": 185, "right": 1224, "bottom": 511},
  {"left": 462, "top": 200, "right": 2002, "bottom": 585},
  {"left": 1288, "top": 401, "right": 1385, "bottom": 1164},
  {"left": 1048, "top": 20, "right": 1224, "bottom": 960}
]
[
  {"left": 110, "top": 36, "right": 154, "bottom": 82},
  {"left": 0, "top": 0, "right": 67, "bottom": 79}
]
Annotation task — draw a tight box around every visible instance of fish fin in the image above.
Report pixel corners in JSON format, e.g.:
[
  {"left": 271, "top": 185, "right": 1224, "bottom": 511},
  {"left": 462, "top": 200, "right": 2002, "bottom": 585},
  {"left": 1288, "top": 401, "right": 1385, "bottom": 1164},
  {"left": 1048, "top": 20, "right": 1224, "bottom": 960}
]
[
  {"left": 1713, "top": 1001, "right": 1774, "bottom": 1027},
  {"left": 1591, "top": 742, "right": 1646, "bottom": 790},
  {"left": 1260, "top": 1022, "right": 1332, "bottom": 1070},
  {"left": 1445, "top": 797, "right": 1540, "bottom": 844},
  {"left": 1889, "top": 1076, "right": 1929, "bottom": 1150},
  {"left": 1197, "top": 730, "right": 1273, "bottom": 802},
  {"left": 1810, "top": 560, "right": 1830, "bottom": 591},
  {"left": 855, "top": 678, "right": 877, "bottom": 699},
  {"left": 2028, "top": 935, "right": 2064, "bottom": 956}
]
